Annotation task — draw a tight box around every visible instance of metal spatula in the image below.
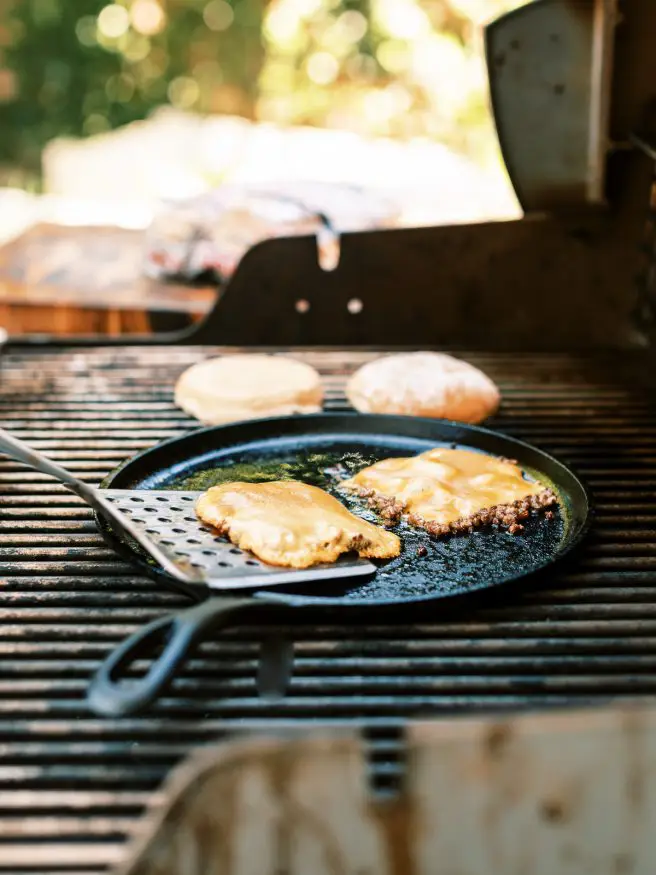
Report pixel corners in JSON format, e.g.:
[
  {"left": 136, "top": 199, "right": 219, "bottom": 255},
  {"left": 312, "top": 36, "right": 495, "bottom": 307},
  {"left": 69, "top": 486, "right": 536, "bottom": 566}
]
[
  {"left": 0, "top": 427, "right": 377, "bottom": 716},
  {"left": 0, "top": 428, "right": 376, "bottom": 589}
]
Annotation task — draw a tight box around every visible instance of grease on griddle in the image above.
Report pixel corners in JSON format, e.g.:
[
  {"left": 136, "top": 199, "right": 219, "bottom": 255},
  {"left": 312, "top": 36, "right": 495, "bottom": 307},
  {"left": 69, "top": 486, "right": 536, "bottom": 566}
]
[
  {"left": 169, "top": 443, "right": 565, "bottom": 601},
  {"left": 175, "top": 450, "right": 381, "bottom": 493}
]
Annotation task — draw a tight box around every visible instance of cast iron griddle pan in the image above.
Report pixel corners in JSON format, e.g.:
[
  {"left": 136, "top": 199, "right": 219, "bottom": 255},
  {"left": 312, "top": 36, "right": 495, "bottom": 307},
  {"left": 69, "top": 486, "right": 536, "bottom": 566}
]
[{"left": 89, "top": 414, "right": 590, "bottom": 715}]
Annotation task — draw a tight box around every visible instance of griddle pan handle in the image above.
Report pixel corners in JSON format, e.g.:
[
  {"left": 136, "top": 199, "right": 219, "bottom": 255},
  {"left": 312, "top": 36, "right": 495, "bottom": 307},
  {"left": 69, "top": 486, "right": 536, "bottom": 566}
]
[{"left": 88, "top": 597, "right": 263, "bottom": 717}]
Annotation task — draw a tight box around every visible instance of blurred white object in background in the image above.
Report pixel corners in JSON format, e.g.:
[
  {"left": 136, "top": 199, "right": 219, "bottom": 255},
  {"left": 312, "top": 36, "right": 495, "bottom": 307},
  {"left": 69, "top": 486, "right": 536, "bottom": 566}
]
[
  {"left": 0, "top": 189, "right": 43, "bottom": 244},
  {"left": 0, "top": 188, "right": 153, "bottom": 246},
  {"left": 42, "top": 109, "right": 521, "bottom": 228}
]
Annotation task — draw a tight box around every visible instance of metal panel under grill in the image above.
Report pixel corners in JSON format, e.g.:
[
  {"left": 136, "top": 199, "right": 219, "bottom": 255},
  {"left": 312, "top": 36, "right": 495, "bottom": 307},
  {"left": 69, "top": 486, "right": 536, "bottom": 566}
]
[{"left": 2, "top": 345, "right": 656, "bottom": 874}]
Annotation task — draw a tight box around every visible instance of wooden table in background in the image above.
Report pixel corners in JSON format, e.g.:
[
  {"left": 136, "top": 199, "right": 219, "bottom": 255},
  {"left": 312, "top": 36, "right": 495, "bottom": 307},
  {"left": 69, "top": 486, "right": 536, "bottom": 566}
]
[{"left": 0, "top": 223, "right": 217, "bottom": 335}]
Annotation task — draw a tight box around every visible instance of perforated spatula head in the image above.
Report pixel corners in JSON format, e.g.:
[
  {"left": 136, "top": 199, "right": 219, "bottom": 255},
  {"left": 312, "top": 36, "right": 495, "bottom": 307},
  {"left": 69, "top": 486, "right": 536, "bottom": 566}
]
[{"left": 102, "top": 489, "right": 376, "bottom": 589}]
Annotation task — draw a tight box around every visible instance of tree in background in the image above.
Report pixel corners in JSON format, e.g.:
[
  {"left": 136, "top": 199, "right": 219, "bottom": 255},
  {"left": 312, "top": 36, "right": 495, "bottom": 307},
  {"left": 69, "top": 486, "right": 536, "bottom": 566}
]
[
  {"left": 258, "top": 0, "right": 525, "bottom": 164},
  {"left": 0, "top": 0, "right": 268, "bottom": 181},
  {"left": 0, "top": 0, "right": 525, "bottom": 184}
]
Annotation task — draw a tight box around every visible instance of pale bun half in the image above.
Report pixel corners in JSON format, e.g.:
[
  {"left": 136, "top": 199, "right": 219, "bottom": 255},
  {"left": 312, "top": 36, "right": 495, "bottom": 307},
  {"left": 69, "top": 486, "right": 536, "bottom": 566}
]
[{"left": 174, "top": 354, "right": 323, "bottom": 425}]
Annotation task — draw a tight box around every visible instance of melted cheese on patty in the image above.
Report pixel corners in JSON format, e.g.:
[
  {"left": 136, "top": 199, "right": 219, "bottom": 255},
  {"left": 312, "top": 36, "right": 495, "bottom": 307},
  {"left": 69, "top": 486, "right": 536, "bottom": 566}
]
[
  {"left": 195, "top": 480, "right": 400, "bottom": 568},
  {"left": 341, "top": 448, "right": 545, "bottom": 526}
]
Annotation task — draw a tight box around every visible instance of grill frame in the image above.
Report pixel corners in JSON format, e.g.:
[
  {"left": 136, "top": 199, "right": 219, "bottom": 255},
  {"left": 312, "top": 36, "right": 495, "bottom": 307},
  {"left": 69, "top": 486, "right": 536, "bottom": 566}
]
[{"left": 2, "top": 343, "right": 656, "bottom": 874}]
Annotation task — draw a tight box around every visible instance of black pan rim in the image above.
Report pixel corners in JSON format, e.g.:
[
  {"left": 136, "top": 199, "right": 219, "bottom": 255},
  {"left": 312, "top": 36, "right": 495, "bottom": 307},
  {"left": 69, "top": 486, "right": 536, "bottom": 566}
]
[{"left": 97, "top": 413, "right": 592, "bottom": 608}]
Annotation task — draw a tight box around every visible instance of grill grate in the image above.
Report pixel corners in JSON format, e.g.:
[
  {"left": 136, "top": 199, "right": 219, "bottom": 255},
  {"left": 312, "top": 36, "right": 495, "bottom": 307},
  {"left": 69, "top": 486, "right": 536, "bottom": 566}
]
[{"left": 2, "top": 345, "right": 656, "bottom": 873}]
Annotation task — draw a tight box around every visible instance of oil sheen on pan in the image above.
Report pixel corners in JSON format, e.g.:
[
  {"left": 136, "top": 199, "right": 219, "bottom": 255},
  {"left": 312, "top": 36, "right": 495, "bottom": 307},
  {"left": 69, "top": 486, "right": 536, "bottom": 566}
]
[{"left": 169, "top": 441, "right": 568, "bottom": 602}]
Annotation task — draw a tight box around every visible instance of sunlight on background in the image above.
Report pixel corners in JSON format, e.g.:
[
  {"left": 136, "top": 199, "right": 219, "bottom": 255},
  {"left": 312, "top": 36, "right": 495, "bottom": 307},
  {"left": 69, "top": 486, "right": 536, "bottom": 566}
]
[
  {"left": 0, "top": 0, "right": 528, "bottom": 181},
  {"left": 0, "top": 0, "right": 529, "bottom": 233},
  {"left": 259, "top": 0, "right": 526, "bottom": 164}
]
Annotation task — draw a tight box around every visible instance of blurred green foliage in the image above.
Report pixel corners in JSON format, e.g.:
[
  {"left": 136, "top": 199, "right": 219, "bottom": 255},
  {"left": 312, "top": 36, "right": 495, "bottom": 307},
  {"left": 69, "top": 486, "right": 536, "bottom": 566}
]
[{"left": 0, "top": 0, "right": 526, "bottom": 185}]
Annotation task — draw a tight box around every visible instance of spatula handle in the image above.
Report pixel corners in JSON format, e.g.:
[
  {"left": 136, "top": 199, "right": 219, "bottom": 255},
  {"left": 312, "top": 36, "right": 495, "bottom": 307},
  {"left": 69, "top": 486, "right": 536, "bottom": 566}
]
[
  {"left": 0, "top": 426, "right": 96, "bottom": 500},
  {"left": 88, "top": 597, "right": 288, "bottom": 717},
  {"left": 0, "top": 427, "right": 196, "bottom": 581}
]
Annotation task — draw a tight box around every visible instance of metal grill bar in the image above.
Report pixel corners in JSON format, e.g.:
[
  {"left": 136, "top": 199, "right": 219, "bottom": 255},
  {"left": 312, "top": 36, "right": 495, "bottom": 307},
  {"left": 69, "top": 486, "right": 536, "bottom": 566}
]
[{"left": 2, "top": 346, "right": 656, "bottom": 873}]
